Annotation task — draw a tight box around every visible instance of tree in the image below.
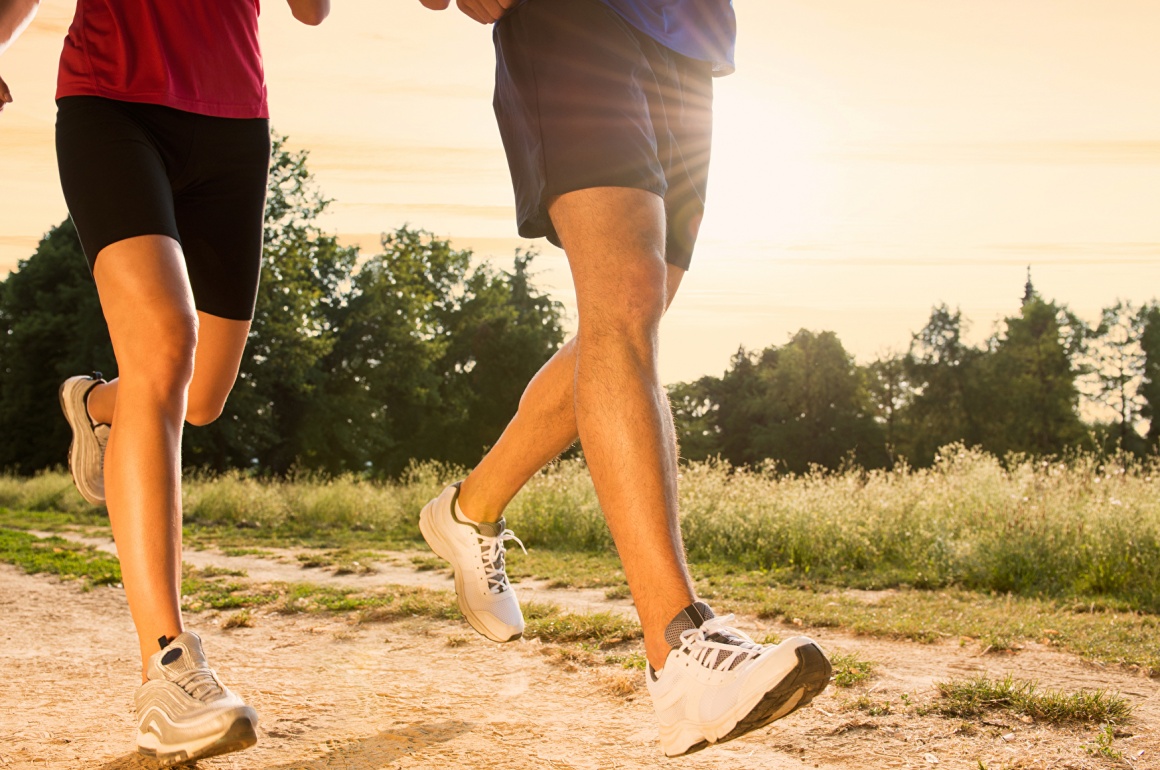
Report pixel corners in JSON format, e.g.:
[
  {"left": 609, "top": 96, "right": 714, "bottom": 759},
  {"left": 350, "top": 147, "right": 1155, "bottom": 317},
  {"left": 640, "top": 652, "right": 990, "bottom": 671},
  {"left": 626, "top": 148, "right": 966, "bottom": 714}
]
[
  {"left": 667, "top": 377, "right": 721, "bottom": 462},
  {"left": 297, "top": 229, "right": 564, "bottom": 476},
  {"left": 1081, "top": 300, "right": 1147, "bottom": 453},
  {"left": 1139, "top": 302, "right": 1160, "bottom": 447},
  {"left": 983, "top": 297, "right": 1089, "bottom": 456},
  {"left": 710, "top": 331, "right": 886, "bottom": 472},
  {"left": 902, "top": 305, "right": 986, "bottom": 465},
  {"left": 864, "top": 352, "right": 911, "bottom": 466},
  {"left": 0, "top": 219, "right": 116, "bottom": 473}
]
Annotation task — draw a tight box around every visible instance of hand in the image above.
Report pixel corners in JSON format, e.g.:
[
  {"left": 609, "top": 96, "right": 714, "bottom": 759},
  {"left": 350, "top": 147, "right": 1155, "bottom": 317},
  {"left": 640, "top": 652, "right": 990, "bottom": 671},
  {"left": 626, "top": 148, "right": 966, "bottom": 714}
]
[
  {"left": 418, "top": 0, "right": 451, "bottom": 8},
  {"left": 0, "top": 73, "right": 11, "bottom": 114},
  {"left": 454, "top": 0, "right": 517, "bottom": 24}
]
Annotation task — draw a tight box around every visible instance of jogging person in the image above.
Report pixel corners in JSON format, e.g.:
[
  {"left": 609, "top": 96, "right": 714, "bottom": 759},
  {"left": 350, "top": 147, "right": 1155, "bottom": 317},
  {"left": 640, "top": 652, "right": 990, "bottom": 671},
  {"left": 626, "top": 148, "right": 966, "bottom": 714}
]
[
  {"left": 415, "top": 0, "right": 834, "bottom": 756},
  {"left": 0, "top": 0, "right": 329, "bottom": 764}
]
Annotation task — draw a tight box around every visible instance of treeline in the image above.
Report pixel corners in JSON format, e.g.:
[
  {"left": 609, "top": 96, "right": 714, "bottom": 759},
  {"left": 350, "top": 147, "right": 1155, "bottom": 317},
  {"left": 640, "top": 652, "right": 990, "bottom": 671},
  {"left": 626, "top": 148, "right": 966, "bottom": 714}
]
[
  {"left": 2, "top": 137, "right": 1156, "bottom": 477},
  {"left": 0, "top": 138, "right": 564, "bottom": 476},
  {"left": 670, "top": 297, "right": 1160, "bottom": 472}
]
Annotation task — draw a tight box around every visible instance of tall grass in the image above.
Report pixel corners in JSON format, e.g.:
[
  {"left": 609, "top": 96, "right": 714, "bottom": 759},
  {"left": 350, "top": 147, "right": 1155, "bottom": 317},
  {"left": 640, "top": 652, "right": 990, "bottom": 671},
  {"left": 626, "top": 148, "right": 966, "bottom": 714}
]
[{"left": 2, "top": 446, "right": 1158, "bottom": 610}]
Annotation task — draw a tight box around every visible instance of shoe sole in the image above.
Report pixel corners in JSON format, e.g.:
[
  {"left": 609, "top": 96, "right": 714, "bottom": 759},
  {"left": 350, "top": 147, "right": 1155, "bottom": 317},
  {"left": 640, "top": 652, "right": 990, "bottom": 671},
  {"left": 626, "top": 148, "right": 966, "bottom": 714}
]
[
  {"left": 58, "top": 378, "right": 105, "bottom": 506},
  {"left": 675, "top": 642, "right": 832, "bottom": 757},
  {"left": 138, "top": 715, "right": 257, "bottom": 767},
  {"left": 419, "top": 498, "right": 523, "bottom": 644}
]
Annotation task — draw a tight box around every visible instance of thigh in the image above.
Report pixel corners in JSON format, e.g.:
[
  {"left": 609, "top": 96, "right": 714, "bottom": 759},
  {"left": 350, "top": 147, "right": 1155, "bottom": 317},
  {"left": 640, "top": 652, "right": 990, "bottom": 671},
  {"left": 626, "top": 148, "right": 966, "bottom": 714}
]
[
  {"left": 55, "top": 96, "right": 182, "bottom": 268},
  {"left": 173, "top": 115, "right": 271, "bottom": 322},
  {"left": 548, "top": 187, "right": 668, "bottom": 325},
  {"left": 91, "top": 235, "right": 198, "bottom": 371}
]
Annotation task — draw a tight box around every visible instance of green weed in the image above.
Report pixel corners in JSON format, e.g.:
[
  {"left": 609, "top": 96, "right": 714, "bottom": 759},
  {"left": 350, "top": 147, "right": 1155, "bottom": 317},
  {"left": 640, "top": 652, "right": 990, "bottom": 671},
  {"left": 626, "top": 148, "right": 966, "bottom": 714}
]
[
  {"left": 935, "top": 675, "right": 1132, "bottom": 725},
  {"left": 830, "top": 651, "right": 874, "bottom": 687}
]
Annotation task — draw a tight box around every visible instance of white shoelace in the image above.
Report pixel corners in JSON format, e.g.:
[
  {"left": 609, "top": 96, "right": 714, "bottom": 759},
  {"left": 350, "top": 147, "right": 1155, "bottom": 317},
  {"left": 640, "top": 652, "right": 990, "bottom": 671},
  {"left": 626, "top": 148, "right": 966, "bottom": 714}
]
[
  {"left": 679, "top": 614, "right": 765, "bottom": 671},
  {"left": 477, "top": 529, "right": 526, "bottom": 594},
  {"left": 173, "top": 667, "right": 224, "bottom": 702}
]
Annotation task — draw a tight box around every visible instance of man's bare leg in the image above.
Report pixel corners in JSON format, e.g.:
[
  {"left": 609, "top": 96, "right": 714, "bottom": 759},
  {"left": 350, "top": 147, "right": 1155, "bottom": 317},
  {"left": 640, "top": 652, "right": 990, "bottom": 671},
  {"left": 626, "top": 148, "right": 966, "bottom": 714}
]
[
  {"left": 458, "top": 265, "right": 685, "bottom": 523},
  {"left": 485, "top": 186, "right": 693, "bottom": 670}
]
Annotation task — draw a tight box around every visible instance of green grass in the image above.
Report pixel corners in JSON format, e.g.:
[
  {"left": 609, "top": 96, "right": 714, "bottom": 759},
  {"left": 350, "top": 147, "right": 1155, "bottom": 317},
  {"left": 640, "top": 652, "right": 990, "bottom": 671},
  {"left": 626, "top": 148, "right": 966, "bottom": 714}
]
[
  {"left": 0, "top": 527, "right": 120, "bottom": 587},
  {"left": 935, "top": 675, "right": 1132, "bottom": 725},
  {"left": 10, "top": 446, "right": 1160, "bottom": 610},
  {"left": 3, "top": 447, "right": 1160, "bottom": 674},
  {"left": 830, "top": 651, "right": 874, "bottom": 687}
]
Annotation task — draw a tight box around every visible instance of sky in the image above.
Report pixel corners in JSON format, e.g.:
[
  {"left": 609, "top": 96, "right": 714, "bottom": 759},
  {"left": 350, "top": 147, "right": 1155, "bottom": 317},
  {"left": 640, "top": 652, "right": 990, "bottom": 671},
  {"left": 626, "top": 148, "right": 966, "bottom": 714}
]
[{"left": 2, "top": 1, "right": 1159, "bottom": 385}]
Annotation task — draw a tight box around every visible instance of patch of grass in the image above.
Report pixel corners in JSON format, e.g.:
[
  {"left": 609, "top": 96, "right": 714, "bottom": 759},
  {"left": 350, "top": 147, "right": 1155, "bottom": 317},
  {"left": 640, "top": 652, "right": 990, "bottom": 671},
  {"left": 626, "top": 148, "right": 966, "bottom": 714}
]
[
  {"left": 850, "top": 694, "right": 892, "bottom": 716},
  {"left": 1083, "top": 724, "right": 1123, "bottom": 759},
  {"left": 935, "top": 675, "right": 1133, "bottom": 725},
  {"left": 296, "top": 552, "right": 329, "bottom": 569},
  {"left": 220, "top": 547, "right": 272, "bottom": 558},
  {"left": 445, "top": 635, "right": 470, "bottom": 648},
  {"left": 525, "top": 610, "right": 641, "bottom": 647},
  {"left": 410, "top": 555, "right": 445, "bottom": 572},
  {"left": 0, "top": 527, "right": 120, "bottom": 586},
  {"left": 603, "top": 651, "right": 647, "bottom": 670},
  {"left": 742, "top": 586, "right": 1160, "bottom": 676},
  {"left": 505, "top": 549, "right": 625, "bottom": 589},
  {"left": 222, "top": 609, "right": 254, "bottom": 629},
  {"left": 830, "top": 651, "right": 874, "bottom": 687},
  {"left": 603, "top": 585, "right": 631, "bottom": 600},
  {"left": 198, "top": 565, "right": 247, "bottom": 578}
]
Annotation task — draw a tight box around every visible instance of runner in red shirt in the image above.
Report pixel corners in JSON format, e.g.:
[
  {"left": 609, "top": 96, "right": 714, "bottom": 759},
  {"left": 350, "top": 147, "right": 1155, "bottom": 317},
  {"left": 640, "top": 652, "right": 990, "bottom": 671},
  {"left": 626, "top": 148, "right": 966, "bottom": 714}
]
[{"left": 0, "top": 1, "right": 329, "bottom": 764}]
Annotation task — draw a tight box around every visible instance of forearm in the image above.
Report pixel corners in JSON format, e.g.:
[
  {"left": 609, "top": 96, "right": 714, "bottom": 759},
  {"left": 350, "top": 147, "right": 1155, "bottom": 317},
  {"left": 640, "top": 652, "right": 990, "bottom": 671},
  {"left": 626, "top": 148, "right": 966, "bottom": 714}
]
[
  {"left": 0, "top": 0, "right": 39, "bottom": 55},
  {"left": 286, "top": 0, "right": 329, "bottom": 26}
]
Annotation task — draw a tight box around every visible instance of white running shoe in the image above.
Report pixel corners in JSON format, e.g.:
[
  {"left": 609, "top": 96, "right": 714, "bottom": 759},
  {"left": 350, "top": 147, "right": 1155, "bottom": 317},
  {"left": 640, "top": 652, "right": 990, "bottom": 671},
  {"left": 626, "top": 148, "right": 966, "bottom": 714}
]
[
  {"left": 58, "top": 372, "right": 109, "bottom": 506},
  {"left": 646, "top": 602, "right": 832, "bottom": 756},
  {"left": 135, "top": 632, "right": 258, "bottom": 767},
  {"left": 419, "top": 482, "right": 526, "bottom": 642}
]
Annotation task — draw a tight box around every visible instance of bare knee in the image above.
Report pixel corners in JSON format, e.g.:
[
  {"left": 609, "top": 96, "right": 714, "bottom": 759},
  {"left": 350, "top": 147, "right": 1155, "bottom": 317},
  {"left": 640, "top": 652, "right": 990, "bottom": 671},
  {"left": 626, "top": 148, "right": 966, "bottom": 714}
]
[
  {"left": 118, "top": 313, "right": 199, "bottom": 405},
  {"left": 185, "top": 398, "right": 226, "bottom": 427},
  {"left": 582, "top": 266, "right": 667, "bottom": 355}
]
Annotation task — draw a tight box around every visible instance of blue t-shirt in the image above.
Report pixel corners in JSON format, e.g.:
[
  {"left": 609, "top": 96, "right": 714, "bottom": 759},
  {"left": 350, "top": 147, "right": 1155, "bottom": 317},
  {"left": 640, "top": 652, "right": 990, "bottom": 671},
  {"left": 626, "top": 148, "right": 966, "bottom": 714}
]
[{"left": 597, "top": 0, "right": 736, "bottom": 75}]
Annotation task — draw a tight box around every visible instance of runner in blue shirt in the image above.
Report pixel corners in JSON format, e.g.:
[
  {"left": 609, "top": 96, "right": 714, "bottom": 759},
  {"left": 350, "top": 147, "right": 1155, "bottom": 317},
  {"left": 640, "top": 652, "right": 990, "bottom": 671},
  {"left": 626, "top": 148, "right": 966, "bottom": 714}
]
[{"left": 416, "top": 0, "right": 833, "bottom": 755}]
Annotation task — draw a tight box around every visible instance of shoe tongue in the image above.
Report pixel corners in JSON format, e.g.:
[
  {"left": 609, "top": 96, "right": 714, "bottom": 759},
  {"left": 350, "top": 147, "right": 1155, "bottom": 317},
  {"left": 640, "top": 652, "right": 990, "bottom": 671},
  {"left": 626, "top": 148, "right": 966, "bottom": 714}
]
[
  {"left": 148, "top": 632, "right": 209, "bottom": 681},
  {"left": 477, "top": 518, "right": 505, "bottom": 538},
  {"left": 664, "top": 601, "right": 716, "bottom": 649}
]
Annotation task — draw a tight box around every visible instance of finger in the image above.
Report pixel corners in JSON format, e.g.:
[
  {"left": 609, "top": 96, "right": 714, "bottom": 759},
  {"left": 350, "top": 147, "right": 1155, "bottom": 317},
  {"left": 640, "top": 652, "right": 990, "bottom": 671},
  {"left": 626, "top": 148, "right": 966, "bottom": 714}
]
[
  {"left": 418, "top": 0, "right": 451, "bottom": 9},
  {"left": 454, "top": 0, "right": 487, "bottom": 23}
]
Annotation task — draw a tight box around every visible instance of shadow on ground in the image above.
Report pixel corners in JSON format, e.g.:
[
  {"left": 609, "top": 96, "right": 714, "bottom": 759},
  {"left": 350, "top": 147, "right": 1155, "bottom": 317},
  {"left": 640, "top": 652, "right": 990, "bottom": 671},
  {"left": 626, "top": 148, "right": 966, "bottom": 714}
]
[{"left": 94, "top": 720, "right": 474, "bottom": 770}]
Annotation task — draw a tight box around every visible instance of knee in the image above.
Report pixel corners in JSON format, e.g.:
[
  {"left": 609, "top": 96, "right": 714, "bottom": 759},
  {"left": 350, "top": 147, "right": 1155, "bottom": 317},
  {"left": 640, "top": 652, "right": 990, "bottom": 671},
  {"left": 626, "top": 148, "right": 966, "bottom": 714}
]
[
  {"left": 121, "top": 313, "right": 199, "bottom": 400},
  {"left": 586, "top": 270, "right": 666, "bottom": 349},
  {"left": 185, "top": 399, "right": 225, "bottom": 427}
]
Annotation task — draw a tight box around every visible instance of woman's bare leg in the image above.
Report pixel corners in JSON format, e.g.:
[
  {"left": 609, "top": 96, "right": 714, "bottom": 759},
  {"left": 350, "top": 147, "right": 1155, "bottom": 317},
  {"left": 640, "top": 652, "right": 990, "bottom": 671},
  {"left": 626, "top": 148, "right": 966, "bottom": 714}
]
[{"left": 89, "top": 235, "right": 250, "bottom": 679}]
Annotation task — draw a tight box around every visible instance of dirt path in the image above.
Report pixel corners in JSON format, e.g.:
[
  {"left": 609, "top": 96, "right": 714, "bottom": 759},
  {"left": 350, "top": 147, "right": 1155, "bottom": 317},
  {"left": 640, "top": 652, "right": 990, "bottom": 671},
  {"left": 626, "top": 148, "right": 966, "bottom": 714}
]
[{"left": 2, "top": 540, "right": 1158, "bottom": 769}]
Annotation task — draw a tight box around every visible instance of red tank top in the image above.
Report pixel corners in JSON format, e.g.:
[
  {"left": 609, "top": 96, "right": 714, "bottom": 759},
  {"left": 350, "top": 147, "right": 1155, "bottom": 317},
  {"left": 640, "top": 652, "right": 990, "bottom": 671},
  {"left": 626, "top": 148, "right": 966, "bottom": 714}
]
[{"left": 56, "top": 0, "right": 268, "bottom": 119}]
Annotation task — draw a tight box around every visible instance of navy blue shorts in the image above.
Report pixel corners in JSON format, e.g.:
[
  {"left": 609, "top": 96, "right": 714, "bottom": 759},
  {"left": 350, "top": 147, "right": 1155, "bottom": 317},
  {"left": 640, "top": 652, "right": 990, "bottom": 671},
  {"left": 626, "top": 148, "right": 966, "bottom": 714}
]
[
  {"left": 493, "top": 0, "right": 714, "bottom": 271},
  {"left": 55, "top": 96, "right": 270, "bottom": 321}
]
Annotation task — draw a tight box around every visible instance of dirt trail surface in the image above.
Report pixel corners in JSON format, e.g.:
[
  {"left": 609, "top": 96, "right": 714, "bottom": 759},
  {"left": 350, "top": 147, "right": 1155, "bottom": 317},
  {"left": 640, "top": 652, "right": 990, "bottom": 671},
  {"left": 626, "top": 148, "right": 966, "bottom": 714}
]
[{"left": 1, "top": 541, "right": 1158, "bottom": 769}]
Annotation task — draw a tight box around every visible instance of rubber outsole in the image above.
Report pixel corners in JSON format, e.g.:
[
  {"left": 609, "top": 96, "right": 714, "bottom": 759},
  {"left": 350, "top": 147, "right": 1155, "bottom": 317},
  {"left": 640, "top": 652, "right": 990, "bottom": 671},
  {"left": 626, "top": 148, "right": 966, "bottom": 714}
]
[
  {"left": 138, "top": 716, "right": 257, "bottom": 767},
  {"left": 677, "top": 642, "right": 833, "bottom": 756}
]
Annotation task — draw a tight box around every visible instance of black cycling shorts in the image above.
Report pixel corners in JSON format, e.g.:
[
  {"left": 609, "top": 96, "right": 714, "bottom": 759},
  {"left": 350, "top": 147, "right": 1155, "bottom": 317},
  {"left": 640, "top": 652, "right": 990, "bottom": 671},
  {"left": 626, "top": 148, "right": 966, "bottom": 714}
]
[
  {"left": 493, "top": 0, "right": 714, "bottom": 271},
  {"left": 55, "top": 96, "right": 270, "bottom": 321}
]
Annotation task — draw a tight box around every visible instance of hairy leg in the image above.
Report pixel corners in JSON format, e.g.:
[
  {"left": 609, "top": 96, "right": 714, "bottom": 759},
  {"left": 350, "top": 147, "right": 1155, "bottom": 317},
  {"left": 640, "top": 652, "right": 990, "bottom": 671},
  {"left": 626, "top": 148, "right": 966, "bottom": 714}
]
[
  {"left": 550, "top": 187, "right": 695, "bottom": 669},
  {"left": 458, "top": 267, "right": 685, "bottom": 522}
]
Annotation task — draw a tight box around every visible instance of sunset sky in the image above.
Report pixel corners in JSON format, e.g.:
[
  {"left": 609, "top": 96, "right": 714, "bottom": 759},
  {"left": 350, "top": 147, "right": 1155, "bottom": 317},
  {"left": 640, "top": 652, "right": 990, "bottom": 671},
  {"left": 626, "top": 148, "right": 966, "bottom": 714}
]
[{"left": 2, "top": 1, "right": 1158, "bottom": 384}]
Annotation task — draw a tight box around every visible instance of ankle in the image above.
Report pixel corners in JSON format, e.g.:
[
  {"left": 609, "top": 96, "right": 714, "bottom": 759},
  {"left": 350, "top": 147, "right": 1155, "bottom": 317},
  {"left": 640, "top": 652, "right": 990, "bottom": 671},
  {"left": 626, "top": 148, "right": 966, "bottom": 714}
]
[{"left": 456, "top": 481, "right": 502, "bottom": 524}]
